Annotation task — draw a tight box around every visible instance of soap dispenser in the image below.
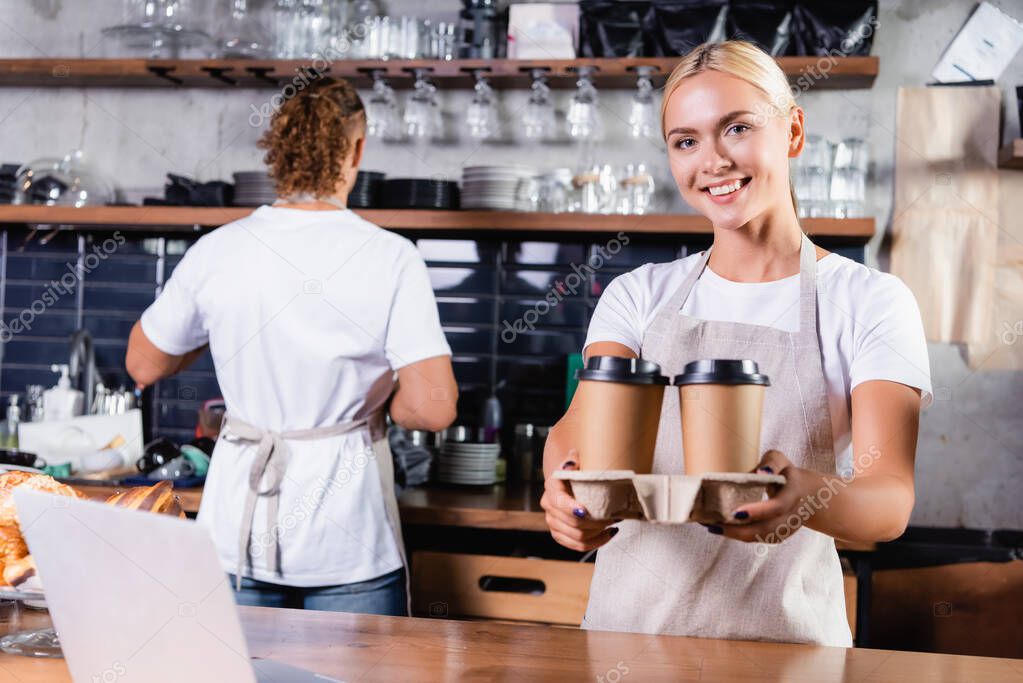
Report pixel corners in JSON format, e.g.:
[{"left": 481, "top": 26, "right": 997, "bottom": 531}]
[{"left": 43, "top": 364, "right": 84, "bottom": 421}]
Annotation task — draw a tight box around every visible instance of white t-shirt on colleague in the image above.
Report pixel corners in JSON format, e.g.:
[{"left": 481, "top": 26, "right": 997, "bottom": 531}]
[
  {"left": 585, "top": 251, "right": 932, "bottom": 477},
  {"left": 141, "top": 206, "right": 451, "bottom": 586}
]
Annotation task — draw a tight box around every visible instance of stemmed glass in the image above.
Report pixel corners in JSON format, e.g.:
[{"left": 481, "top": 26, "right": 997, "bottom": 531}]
[
  {"left": 404, "top": 69, "right": 443, "bottom": 141},
  {"left": 466, "top": 71, "right": 500, "bottom": 141},
  {"left": 565, "top": 67, "right": 602, "bottom": 142},
  {"left": 365, "top": 72, "right": 403, "bottom": 142},
  {"left": 522, "top": 69, "right": 557, "bottom": 142},
  {"left": 628, "top": 66, "right": 658, "bottom": 141}
]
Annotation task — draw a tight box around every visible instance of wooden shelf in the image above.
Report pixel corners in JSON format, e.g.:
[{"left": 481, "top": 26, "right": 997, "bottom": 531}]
[
  {"left": 0, "top": 205, "right": 875, "bottom": 242},
  {"left": 998, "top": 138, "right": 1023, "bottom": 169},
  {"left": 0, "top": 56, "right": 879, "bottom": 90}
]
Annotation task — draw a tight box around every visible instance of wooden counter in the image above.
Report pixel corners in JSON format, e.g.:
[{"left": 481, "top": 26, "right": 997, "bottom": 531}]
[
  {"left": 72, "top": 481, "right": 549, "bottom": 532},
  {"left": 71, "top": 481, "right": 875, "bottom": 551},
  {"left": 2, "top": 607, "right": 1018, "bottom": 682}
]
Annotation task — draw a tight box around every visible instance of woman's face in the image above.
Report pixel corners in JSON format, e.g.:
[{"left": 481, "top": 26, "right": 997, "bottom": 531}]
[{"left": 663, "top": 70, "right": 803, "bottom": 231}]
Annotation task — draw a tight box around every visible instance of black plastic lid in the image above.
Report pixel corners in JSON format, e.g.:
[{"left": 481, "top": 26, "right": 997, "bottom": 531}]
[
  {"left": 576, "top": 356, "right": 669, "bottom": 385},
  {"left": 673, "top": 359, "right": 770, "bottom": 386}
]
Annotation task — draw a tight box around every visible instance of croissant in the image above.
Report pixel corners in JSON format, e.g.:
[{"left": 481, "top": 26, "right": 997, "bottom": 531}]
[
  {"left": 105, "top": 480, "right": 185, "bottom": 518},
  {"left": 0, "top": 475, "right": 186, "bottom": 588},
  {"left": 0, "top": 471, "right": 83, "bottom": 585}
]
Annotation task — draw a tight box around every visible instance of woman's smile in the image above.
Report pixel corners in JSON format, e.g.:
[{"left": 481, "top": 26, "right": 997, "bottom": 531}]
[{"left": 701, "top": 176, "right": 752, "bottom": 204}]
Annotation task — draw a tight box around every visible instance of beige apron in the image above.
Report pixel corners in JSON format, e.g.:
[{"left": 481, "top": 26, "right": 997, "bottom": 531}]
[
  {"left": 583, "top": 234, "right": 852, "bottom": 646},
  {"left": 223, "top": 412, "right": 410, "bottom": 614}
]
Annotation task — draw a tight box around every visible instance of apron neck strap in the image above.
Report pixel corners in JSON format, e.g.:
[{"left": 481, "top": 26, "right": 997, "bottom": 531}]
[
  {"left": 274, "top": 194, "right": 348, "bottom": 210},
  {"left": 665, "top": 232, "right": 819, "bottom": 341},
  {"left": 796, "top": 233, "right": 819, "bottom": 342}
]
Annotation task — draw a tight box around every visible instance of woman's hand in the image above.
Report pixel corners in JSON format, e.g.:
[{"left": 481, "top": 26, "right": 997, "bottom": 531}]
[
  {"left": 713, "top": 450, "right": 813, "bottom": 544},
  {"left": 541, "top": 452, "right": 619, "bottom": 552}
]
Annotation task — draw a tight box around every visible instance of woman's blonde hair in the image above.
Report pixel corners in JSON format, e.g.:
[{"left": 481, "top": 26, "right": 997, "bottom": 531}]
[{"left": 660, "top": 40, "right": 799, "bottom": 211}]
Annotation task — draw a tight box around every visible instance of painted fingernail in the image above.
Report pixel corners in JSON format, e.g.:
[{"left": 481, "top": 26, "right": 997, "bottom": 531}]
[
  {"left": 562, "top": 461, "right": 577, "bottom": 469},
  {"left": 572, "top": 507, "right": 586, "bottom": 519},
  {"left": 758, "top": 466, "right": 774, "bottom": 474},
  {"left": 733, "top": 510, "right": 749, "bottom": 520},
  {"left": 705, "top": 525, "right": 723, "bottom": 535},
  {"left": 607, "top": 527, "right": 619, "bottom": 538}
]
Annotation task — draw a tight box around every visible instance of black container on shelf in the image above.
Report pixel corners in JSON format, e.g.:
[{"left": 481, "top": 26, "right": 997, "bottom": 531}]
[
  {"left": 380, "top": 178, "right": 460, "bottom": 210},
  {"left": 644, "top": 0, "right": 729, "bottom": 57},
  {"left": 578, "top": 0, "right": 876, "bottom": 58},
  {"left": 578, "top": 0, "right": 649, "bottom": 58},
  {"left": 727, "top": 0, "right": 794, "bottom": 56},
  {"left": 348, "top": 170, "right": 385, "bottom": 209},
  {"left": 788, "top": 0, "right": 877, "bottom": 56}
]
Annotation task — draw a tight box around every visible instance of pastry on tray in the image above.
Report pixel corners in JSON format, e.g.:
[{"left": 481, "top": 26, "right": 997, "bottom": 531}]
[{"left": 0, "top": 473, "right": 185, "bottom": 589}]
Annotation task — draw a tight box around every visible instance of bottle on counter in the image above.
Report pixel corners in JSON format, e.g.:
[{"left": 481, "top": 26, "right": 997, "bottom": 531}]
[
  {"left": 42, "top": 364, "right": 84, "bottom": 422},
  {"left": 1, "top": 395, "right": 20, "bottom": 448},
  {"left": 25, "top": 385, "right": 45, "bottom": 422}
]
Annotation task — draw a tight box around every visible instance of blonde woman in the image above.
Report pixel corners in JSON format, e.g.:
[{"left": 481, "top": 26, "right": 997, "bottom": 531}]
[{"left": 541, "top": 41, "right": 931, "bottom": 645}]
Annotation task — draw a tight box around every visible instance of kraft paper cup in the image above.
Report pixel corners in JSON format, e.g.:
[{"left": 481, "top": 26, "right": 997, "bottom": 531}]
[
  {"left": 575, "top": 356, "right": 668, "bottom": 474},
  {"left": 673, "top": 359, "right": 770, "bottom": 475}
]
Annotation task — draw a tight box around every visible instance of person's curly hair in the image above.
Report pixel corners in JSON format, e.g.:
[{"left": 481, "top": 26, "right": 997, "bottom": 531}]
[{"left": 257, "top": 77, "right": 367, "bottom": 198}]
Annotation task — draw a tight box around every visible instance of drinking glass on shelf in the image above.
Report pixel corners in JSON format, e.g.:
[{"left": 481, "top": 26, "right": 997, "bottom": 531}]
[
  {"left": 537, "top": 169, "right": 572, "bottom": 213},
  {"left": 430, "top": 21, "right": 457, "bottom": 60},
  {"left": 366, "top": 73, "right": 403, "bottom": 141},
  {"left": 404, "top": 70, "right": 443, "bottom": 140},
  {"left": 830, "top": 137, "right": 867, "bottom": 218},
  {"left": 573, "top": 164, "right": 617, "bottom": 214},
  {"left": 829, "top": 167, "right": 866, "bottom": 218},
  {"left": 618, "top": 162, "right": 656, "bottom": 215},
  {"left": 466, "top": 72, "right": 500, "bottom": 141},
  {"left": 515, "top": 175, "right": 542, "bottom": 212},
  {"left": 566, "top": 67, "right": 603, "bottom": 142},
  {"left": 628, "top": 66, "right": 658, "bottom": 141},
  {"left": 218, "top": 0, "right": 271, "bottom": 58},
  {"left": 833, "top": 137, "right": 867, "bottom": 173},
  {"left": 801, "top": 134, "right": 833, "bottom": 172},
  {"left": 522, "top": 69, "right": 557, "bottom": 142}
]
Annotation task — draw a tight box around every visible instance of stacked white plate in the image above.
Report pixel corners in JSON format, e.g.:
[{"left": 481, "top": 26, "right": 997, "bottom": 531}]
[
  {"left": 232, "top": 170, "right": 277, "bottom": 206},
  {"left": 435, "top": 441, "right": 500, "bottom": 485},
  {"left": 461, "top": 165, "right": 538, "bottom": 210}
]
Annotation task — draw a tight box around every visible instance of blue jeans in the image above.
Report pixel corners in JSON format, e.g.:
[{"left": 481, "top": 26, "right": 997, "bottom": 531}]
[{"left": 231, "top": 568, "right": 407, "bottom": 616}]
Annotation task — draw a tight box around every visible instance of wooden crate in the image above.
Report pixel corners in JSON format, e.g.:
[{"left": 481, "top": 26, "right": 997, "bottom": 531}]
[{"left": 411, "top": 551, "right": 593, "bottom": 625}]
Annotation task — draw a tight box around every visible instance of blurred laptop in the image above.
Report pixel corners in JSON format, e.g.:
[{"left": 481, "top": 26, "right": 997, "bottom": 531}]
[{"left": 13, "top": 489, "right": 343, "bottom": 683}]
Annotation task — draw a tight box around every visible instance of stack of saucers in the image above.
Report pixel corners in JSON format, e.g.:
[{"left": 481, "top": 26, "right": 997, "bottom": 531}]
[
  {"left": 435, "top": 440, "right": 500, "bottom": 486},
  {"left": 460, "top": 165, "right": 538, "bottom": 210},
  {"left": 348, "top": 171, "right": 385, "bottom": 208},
  {"left": 380, "top": 178, "right": 459, "bottom": 209},
  {"left": 0, "top": 164, "right": 19, "bottom": 204},
  {"left": 231, "top": 170, "right": 277, "bottom": 206}
]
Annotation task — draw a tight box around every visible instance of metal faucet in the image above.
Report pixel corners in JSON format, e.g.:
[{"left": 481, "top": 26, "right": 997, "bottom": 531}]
[{"left": 68, "top": 329, "right": 97, "bottom": 408}]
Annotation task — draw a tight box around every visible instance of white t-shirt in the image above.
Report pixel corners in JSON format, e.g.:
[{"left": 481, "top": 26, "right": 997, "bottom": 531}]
[
  {"left": 141, "top": 206, "right": 451, "bottom": 586},
  {"left": 585, "top": 252, "right": 932, "bottom": 477}
]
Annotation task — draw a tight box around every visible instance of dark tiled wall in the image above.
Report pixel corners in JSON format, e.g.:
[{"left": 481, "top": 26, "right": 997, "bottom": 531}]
[{"left": 0, "top": 227, "right": 864, "bottom": 443}]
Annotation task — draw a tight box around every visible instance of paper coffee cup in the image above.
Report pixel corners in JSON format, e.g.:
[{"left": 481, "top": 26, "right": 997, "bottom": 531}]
[
  {"left": 673, "top": 359, "right": 770, "bottom": 475},
  {"left": 575, "top": 356, "right": 668, "bottom": 473}
]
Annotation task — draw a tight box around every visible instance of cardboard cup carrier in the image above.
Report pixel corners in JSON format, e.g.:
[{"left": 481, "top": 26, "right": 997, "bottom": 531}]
[{"left": 563, "top": 357, "right": 781, "bottom": 525}]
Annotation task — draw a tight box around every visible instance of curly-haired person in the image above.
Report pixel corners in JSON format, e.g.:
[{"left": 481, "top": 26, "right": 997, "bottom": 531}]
[{"left": 126, "top": 77, "right": 457, "bottom": 615}]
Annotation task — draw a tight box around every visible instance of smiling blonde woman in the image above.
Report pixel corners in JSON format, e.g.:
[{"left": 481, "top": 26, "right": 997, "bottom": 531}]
[{"left": 541, "top": 40, "right": 932, "bottom": 645}]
